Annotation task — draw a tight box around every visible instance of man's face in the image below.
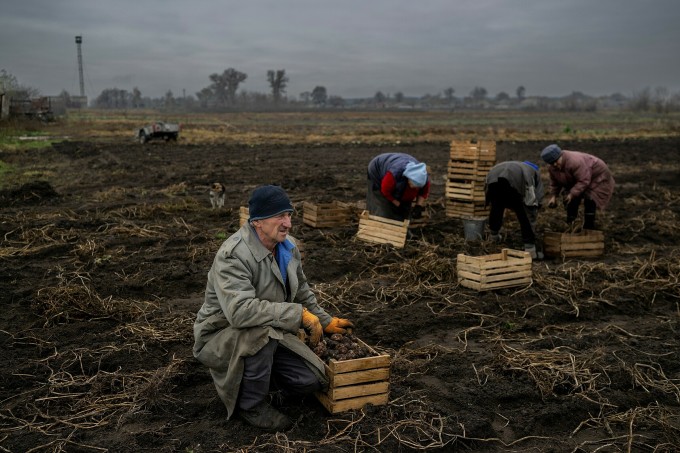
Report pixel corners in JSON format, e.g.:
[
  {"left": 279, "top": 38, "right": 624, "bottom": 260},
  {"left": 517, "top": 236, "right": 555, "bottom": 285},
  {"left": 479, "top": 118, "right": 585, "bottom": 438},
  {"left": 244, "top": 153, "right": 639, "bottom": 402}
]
[
  {"left": 253, "top": 212, "right": 292, "bottom": 250},
  {"left": 551, "top": 156, "right": 564, "bottom": 170}
]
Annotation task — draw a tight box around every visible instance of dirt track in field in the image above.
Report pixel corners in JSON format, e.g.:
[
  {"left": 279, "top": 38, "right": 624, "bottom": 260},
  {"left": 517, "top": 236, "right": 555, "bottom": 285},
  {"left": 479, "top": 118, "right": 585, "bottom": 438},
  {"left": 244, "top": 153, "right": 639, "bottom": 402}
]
[{"left": 1, "top": 137, "right": 679, "bottom": 452}]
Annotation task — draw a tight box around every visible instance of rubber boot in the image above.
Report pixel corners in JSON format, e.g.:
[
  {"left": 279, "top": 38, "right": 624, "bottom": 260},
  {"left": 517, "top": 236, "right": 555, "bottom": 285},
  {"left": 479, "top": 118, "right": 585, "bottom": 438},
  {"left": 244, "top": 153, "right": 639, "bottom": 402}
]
[
  {"left": 488, "top": 230, "right": 502, "bottom": 243},
  {"left": 524, "top": 243, "right": 543, "bottom": 260},
  {"left": 238, "top": 401, "right": 293, "bottom": 432}
]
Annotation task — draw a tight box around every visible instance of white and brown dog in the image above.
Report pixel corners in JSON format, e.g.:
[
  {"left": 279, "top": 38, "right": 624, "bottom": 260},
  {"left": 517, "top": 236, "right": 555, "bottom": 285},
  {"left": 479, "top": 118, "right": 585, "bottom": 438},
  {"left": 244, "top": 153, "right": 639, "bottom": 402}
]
[{"left": 209, "top": 182, "right": 226, "bottom": 209}]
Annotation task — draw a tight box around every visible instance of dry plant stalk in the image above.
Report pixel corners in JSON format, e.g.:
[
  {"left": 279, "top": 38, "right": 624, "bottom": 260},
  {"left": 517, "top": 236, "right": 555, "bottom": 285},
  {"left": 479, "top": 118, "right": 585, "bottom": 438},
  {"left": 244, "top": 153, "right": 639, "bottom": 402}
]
[
  {"left": 115, "top": 312, "right": 194, "bottom": 344},
  {"left": 34, "top": 270, "right": 158, "bottom": 325},
  {"left": 499, "top": 342, "right": 608, "bottom": 397},
  {"left": 571, "top": 402, "right": 680, "bottom": 452}
]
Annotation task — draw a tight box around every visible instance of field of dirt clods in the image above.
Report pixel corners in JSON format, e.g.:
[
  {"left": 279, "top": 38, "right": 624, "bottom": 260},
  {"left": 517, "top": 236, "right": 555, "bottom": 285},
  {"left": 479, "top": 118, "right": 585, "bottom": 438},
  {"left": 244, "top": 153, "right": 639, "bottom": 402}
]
[{"left": 1, "top": 136, "right": 679, "bottom": 452}]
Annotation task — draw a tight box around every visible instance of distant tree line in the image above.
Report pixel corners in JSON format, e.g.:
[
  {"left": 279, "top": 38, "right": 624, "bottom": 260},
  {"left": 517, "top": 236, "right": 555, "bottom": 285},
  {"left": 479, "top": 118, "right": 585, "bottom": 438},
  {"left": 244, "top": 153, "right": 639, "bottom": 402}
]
[{"left": 3, "top": 67, "right": 680, "bottom": 113}]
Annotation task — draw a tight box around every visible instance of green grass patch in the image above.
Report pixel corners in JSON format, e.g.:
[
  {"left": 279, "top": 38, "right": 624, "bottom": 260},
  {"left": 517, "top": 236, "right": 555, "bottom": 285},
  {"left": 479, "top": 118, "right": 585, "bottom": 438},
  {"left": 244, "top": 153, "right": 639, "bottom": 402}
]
[
  {"left": 0, "top": 160, "right": 12, "bottom": 176},
  {"left": 0, "top": 128, "right": 57, "bottom": 151}
]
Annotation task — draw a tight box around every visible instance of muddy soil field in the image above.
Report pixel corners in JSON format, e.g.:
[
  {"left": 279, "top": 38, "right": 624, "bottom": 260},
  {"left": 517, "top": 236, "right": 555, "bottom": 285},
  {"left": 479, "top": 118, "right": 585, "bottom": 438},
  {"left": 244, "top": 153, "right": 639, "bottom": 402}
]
[{"left": 1, "top": 137, "right": 679, "bottom": 452}]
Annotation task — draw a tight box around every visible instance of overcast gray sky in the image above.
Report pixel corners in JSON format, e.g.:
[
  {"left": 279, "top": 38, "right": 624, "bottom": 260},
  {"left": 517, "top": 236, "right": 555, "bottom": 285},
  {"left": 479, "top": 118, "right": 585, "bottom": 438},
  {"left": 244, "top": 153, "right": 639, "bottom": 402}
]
[{"left": 1, "top": 0, "right": 679, "bottom": 100}]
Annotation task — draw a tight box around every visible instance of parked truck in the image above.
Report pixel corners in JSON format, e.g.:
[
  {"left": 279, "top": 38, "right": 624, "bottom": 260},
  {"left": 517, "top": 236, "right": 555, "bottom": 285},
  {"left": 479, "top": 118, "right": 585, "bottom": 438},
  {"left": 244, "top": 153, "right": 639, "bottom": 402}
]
[{"left": 137, "top": 121, "right": 180, "bottom": 143}]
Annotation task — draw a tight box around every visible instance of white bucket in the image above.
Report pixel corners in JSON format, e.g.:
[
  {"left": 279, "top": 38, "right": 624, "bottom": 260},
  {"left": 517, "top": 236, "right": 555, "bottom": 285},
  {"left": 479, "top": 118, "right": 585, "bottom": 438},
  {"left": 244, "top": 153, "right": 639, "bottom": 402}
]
[{"left": 463, "top": 217, "right": 487, "bottom": 241}]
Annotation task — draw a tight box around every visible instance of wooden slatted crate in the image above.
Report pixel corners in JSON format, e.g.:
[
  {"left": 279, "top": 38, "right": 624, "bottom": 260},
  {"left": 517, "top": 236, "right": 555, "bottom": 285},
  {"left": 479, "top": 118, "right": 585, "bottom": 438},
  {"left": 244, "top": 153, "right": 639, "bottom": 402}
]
[
  {"left": 356, "top": 211, "right": 409, "bottom": 248},
  {"left": 450, "top": 140, "right": 497, "bottom": 162},
  {"left": 445, "top": 199, "right": 489, "bottom": 219},
  {"left": 447, "top": 159, "right": 494, "bottom": 182},
  {"left": 543, "top": 229, "right": 604, "bottom": 259},
  {"left": 239, "top": 206, "right": 249, "bottom": 227},
  {"left": 316, "top": 339, "right": 390, "bottom": 414},
  {"left": 303, "top": 201, "right": 353, "bottom": 228},
  {"left": 445, "top": 180, "right": 486, "bottom": 201},
  {"left": 457, "top": 248, "right": 532, "bottom": 291}
]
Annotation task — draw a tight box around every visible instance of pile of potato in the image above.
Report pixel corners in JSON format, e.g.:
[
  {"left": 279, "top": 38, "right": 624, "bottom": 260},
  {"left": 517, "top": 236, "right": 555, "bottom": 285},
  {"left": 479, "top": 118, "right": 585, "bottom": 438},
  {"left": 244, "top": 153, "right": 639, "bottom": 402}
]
[{"left": 312, "top": 332, "right": 372, "bottom": 362}]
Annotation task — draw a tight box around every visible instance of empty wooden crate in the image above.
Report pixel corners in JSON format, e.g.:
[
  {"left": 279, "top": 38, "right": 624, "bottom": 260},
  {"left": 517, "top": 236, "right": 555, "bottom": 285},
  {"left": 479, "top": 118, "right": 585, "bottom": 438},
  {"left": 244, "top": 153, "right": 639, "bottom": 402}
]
[
  {"left": 303, "top": 201, "right": 353, "bottom": 228},
  {"left": 316, "top": 339, "right": 390, "bottom": 414},
  {"left": 457, "top": 248, "right": 532, "bottom": 291},
  {"left": 543, "top": 230, "right": 604, "bottom": 258},
  {"left": 445, "top": 199, "right": 489, "bottom": 219},
  {"left": 356, "top": 211, "right": 409, "bottom": 248},
  {"left": 450, "top": 140, "right": 497, "bottom": 162}
]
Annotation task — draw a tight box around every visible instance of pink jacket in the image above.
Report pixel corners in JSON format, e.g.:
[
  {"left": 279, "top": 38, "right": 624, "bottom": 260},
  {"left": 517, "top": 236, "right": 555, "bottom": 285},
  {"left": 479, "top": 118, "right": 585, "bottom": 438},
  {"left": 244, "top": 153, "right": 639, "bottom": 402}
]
[{"left": 547, "top": 150, "right": 615, "bottom": 209}]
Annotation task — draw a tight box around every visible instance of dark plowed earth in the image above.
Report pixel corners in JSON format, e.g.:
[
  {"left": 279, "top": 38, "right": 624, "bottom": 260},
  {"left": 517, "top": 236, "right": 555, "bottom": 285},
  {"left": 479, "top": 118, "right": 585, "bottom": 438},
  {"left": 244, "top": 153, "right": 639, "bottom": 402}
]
[{"left": 1, "top": 137, "right": 679, "bottom": 452}]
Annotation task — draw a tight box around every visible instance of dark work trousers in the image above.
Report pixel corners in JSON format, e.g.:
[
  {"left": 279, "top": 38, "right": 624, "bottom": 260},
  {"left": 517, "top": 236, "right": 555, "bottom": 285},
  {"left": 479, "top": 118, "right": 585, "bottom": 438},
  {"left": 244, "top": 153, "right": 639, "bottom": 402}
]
[
  {"left": 487, "top": 179, "right": 537, "bottom": 244},
  {"left": 366, "top": 179, "right": 411, "bottom": 221},
  {"left": 237, "top": 339, "right": 321, "bottom": 410},
  {"left": 566, "top": 195, "right": 597, "bottom": 229}
]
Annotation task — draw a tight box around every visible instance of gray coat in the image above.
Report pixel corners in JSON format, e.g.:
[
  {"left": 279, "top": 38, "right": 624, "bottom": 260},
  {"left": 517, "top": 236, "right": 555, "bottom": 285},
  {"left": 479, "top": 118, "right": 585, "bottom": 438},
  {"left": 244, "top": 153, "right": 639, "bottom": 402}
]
[
  {"left": 485, "top": 161, "right": 545, "bottom": 207},
  {"left": 193, "top": 223, "right": 331, "bottom": 418}
]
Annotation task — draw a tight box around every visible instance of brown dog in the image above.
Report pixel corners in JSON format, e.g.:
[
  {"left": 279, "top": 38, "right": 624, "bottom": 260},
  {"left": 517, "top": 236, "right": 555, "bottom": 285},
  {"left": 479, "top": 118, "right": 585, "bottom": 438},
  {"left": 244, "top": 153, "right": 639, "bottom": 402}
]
[{"left": 209, "top": 182, "right": 226, "bottom": 209}]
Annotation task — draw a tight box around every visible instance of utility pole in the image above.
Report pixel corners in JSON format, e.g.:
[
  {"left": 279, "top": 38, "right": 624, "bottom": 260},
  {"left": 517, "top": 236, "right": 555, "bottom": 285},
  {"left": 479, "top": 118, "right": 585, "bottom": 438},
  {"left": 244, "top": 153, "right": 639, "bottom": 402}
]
[{"left": 75, "top": 35, "right": 85, "bottom": 97}]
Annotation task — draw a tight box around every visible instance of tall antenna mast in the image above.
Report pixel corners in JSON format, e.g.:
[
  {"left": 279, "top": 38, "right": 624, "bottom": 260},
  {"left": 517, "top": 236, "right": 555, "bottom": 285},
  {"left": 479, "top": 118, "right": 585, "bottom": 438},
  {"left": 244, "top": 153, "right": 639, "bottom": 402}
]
[{"left": 75, "top": 35, "right": 85, "bottom": 97}]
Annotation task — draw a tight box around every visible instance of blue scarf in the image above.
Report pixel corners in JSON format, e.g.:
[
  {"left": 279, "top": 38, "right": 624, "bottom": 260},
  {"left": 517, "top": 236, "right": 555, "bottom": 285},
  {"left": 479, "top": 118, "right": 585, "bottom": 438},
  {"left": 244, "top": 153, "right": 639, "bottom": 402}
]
[
  {"left": 275, "top": 239, "right": 295, "bottom": 287},
  {"left": 523, "top": 161, "right": 539, "bottom": 171}
]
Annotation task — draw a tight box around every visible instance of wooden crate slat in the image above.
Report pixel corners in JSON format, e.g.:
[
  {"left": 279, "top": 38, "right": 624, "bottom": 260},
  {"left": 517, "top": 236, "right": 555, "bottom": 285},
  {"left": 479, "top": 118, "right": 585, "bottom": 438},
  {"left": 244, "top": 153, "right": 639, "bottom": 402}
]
[
  {"left": 446, "top": 208, "right": 489, "bottom": 218},
  {"left": 561, "top": 230, "right": 604, "bottom": 243},
  {"left": 562, "top": 249, "right": 605, "bottom": 257},
  {"left": 561, "top": 242, "right": 605, "bottom": 251},
  {"left": 326, "top": 381, "right": 389, "bottom": 401},
  {"left": 447, "top": 168, "right": 492, "bottom": 176},
  {"left": 445, "top": 188, "right": 486, "bottom": 199},
  {"left": 328, "top": 367, "right": 390, "bottom": 387},
  {"left": 460, "top": 277, "right": 532, "bottom": 291},
  {"left": 457, "top": 268, "right": 531, "bottom": 284},
  {"left": 329, "top": 350, "right": 391, "bottom": 373},
  {"left": 360, "top": 211, "right": 410, "bottom": 227},
  {"left": 447, "top": 176, "right": 488, "bottom": 183},
  {"left": 446, "top": 181, "right": 485, "bottom": 190},
  {"left": 448, "top": 163, "right": 494, "bottom": 171},
  {"left": 457, "top": 249, "right": 532, "bottom": 291},
  {"left": 446, "top": 188, "right": 486, "bottom": 196},
  {"left": 458, "top": 260, "right": 531, "bottom": 274},
  {"left": 357, "top": 232, "right": 405, "bottom": 248},
  {"left": 316, "top": 391, "right": 389, "bottom": 414},
  {"left": 480, "top": 269, "right": 533, "bottom": 284}
]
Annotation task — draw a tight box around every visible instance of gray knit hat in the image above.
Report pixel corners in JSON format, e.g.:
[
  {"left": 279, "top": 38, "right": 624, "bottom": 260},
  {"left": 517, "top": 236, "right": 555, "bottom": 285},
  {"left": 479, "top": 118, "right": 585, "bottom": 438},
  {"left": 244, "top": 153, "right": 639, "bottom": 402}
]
[
  {"left": 541, "top": 144, "right": 562, "bottom": 164},
  {"left": 248, "top": 185, "right": 293, "bottom": 221}
]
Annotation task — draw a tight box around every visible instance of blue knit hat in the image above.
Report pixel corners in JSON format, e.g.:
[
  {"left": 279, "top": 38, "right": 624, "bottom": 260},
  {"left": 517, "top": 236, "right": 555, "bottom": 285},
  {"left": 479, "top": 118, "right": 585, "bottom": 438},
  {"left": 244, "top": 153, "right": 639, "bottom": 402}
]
[
  {"left": 541, "top": 144, "right": 562, "bottom": 164},
  {"left": 248, "top": 185, "right": 294, "bottom": 221},
  {"left": 403, "top": 161, "right": 428, "bottom": 188}
]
